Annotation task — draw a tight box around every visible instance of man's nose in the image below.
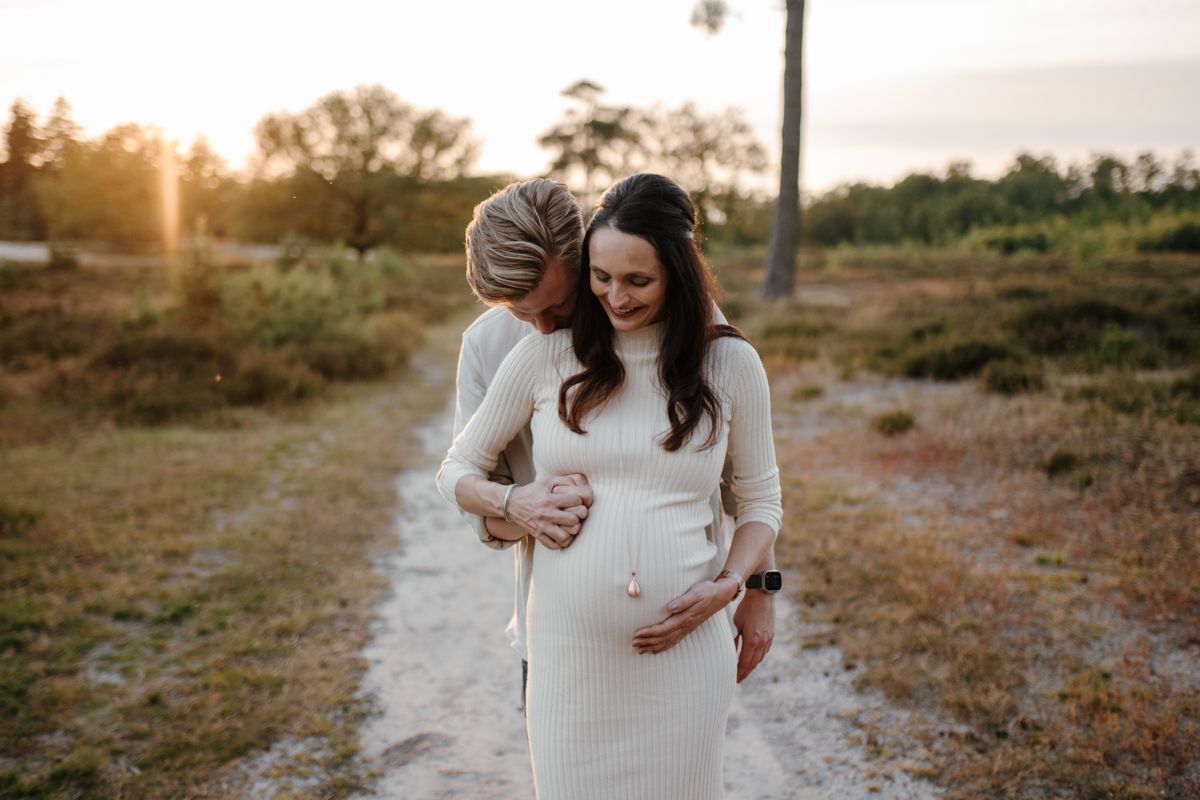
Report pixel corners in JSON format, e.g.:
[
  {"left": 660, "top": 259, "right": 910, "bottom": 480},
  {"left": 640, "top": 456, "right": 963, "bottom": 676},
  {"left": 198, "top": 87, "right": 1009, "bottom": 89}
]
[{"left": 533, "top": 313, "right": 555, "bottom": 334}]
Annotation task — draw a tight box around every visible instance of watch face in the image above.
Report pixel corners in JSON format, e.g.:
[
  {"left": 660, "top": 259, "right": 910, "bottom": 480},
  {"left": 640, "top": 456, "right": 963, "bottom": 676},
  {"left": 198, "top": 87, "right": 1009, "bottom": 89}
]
[{"left": 764, "top": 571, "right": 783, "bottom": 592}]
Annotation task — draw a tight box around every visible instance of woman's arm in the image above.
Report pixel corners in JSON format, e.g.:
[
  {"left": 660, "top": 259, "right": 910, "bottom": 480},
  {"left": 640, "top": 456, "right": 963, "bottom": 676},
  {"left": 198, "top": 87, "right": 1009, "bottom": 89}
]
[
  {"left": 437, "top": 335, "right": 543, "bottom": 518},
  {"left": 633, "top": 340, "right": 783, "bottom": 655}
]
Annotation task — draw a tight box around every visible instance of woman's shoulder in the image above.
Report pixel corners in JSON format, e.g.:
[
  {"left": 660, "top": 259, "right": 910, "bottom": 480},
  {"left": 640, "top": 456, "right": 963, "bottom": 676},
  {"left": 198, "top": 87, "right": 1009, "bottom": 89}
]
[
  {"left": 708, "top": 332, "right": 764, "bottom": 369},
  {"left": 505, "top": 328, "right": 575, "bottom": 369}
]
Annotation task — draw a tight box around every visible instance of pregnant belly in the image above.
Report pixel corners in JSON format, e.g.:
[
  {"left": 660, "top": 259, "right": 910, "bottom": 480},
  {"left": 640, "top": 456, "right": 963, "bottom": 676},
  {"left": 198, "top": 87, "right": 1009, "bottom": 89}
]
[{"left": 529, "top": 506, "right": 718, "bottom": 644}]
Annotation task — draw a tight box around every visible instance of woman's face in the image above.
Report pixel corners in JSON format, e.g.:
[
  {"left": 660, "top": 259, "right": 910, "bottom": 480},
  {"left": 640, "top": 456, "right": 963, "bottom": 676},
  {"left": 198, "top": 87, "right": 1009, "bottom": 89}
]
[{"left": 588, "top": 227, "right": 667, "bottom": 332}]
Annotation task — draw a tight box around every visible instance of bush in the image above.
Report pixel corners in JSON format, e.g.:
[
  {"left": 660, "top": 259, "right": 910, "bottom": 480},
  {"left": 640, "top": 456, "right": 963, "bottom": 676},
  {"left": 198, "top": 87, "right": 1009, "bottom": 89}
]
[
  {"left": 981, "top": 360, "right": 1045, "bottom": 395},
  {"left": 908, "top": 320, "right": 946, "bottom": 342},
  {"left": 1009, "top": 299, "right": 1138, "bottom": 355},
  {"left": 997, "top": 285, "right": 1047, "bottom": 302},
  {"left": 1041, "top": 448, "right": 1082, "bottom": 477},
  {"left": 1090, "top": 324, "right": 1162, "bottom": 370},
  {"left": 762, "top": 319, "right": 835, "bottom": 340},
  {"left": 0, "top": 505, "right": 41, "bottom": 538},
  {"left": 1172, "top": 369, "right": 1200, "bottom": 400},
  {"left": 1066, "top": 372, "right": 1200, "bottom": 425},
  {"left": 221, "top": 353, "right": 323, "bottom": 406},
  {"left": 1137, "top": 219, "right": 1200, "bottom": 253},
  {"left": 1168, "top": 370, "right": 1200, "bottom": 424},
  {"left": 872, "top": 410, "right": 916, "bottom": 436},
  {"left": 220, "top": 263, "right": 366, "bottom": 348},
  {"left": 94, "top": 330, "right": 223, "bottom": 371},
  {"left": 792, "top": 384, "right": 825, "bottom": 401},
  {"left": 1170, "top": 294, "right": 1200, "bottom": 325},
  {"left": 178, "top": 260, "right": 223, "bottom": 322},
  {"left": 47, "top": 243, "right": 80, "bottom": 270},
  {"left": 300, "top": 338, "right": 390, "bottom": 381},
  {"left": 0, "top": 310, "right": 111, "bottom": 367},
  {"left": 902, "top": 340, "right": 1019, "bottom": 380},
  {"left": 981, "top": 227, "right": 1053, "bottom": 255},
  {"left": 91, "top": 330, "right": 230, "bottom": 424},
  {"left": 1069, "top": 376, "right": 1153, "bottom": 416}
]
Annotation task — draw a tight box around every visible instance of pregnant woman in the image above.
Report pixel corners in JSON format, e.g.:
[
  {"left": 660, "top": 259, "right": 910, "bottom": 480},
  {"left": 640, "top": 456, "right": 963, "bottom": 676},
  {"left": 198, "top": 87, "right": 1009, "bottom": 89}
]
[{"left": 437, "top": 173, "right": 782, "bottom": 799}]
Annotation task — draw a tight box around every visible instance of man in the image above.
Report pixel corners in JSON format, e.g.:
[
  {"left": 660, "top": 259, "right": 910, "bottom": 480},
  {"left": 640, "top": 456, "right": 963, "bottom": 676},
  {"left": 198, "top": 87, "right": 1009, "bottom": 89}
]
[{"left": 448, "top": 177, "right": 778, "bottom": 691}]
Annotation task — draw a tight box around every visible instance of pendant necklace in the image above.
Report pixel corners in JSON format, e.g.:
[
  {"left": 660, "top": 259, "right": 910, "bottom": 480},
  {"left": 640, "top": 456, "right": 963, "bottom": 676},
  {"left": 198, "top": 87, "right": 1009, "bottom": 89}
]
[{"left": 619, "top": 390, "right": 642, "bottom": 598}]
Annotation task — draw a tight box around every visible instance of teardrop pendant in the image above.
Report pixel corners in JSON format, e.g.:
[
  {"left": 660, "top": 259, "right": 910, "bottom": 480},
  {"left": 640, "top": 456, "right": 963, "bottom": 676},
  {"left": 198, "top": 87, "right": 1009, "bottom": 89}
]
[{"left": 626, "top": 574, "right": 641, "bottom": 598}]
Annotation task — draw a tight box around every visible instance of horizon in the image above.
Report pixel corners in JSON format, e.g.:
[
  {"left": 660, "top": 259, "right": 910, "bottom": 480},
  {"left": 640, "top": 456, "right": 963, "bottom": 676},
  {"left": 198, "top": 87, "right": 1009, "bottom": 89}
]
[{"left": 2, "top": 0, "right": 1199, "bottom": 194}]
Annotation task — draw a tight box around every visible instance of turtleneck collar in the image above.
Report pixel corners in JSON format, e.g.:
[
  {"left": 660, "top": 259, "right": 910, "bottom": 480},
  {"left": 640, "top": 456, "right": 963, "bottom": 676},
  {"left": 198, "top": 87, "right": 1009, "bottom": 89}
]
[{"left": 613, "top": 321, "right": 665, "bottom": 358}]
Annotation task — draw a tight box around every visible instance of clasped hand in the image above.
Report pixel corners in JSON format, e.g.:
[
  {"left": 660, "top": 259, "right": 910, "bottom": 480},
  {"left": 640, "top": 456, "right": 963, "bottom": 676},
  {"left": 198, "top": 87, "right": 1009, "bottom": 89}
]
[{"left": 508, "top": 474, "right": 592, "bottom": 549}]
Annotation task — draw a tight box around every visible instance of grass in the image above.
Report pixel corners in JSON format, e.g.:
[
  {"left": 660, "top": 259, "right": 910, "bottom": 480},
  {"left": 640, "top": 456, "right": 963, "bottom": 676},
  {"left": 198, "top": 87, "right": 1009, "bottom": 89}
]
[
  {"left": 0, "top": 253, "right": 476, "bottom": 797},
  {"left": 0, "top": 248, "right": 464, "bottom": 439},
  {"left": 716, "top": 247, "right": 1200, "bottom": 798}
]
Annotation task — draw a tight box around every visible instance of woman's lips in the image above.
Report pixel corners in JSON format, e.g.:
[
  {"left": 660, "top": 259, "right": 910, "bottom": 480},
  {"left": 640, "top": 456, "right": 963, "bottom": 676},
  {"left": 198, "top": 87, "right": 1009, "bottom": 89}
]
[{"left": 611, "top": 306, "right": 642, "bottom": 318}]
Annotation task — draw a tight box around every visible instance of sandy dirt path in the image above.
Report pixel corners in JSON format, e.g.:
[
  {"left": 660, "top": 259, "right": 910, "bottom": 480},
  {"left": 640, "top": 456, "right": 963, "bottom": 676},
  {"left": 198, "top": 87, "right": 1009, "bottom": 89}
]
[{"left": 351, "top": 367, "right": 943, "bottom": 799}]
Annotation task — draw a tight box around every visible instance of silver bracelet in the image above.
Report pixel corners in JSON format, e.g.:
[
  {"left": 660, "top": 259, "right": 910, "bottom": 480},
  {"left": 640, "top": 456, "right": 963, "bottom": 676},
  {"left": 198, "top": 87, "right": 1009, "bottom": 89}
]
[{"left": 502, "top": 484, "right": 519, "bottom": 523}]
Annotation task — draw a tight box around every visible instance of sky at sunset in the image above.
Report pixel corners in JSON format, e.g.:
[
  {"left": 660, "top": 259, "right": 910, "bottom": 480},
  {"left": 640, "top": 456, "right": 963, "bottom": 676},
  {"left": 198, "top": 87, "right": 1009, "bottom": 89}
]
[{"left": 2, "top": 0, "right": 1198, "bottom": 194}]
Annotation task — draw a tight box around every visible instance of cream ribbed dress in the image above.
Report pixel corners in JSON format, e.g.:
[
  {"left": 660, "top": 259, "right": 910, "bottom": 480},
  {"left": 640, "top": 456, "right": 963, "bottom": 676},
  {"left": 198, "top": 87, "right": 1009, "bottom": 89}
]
[{"left": 437, "top": 323, "right": 782, "bottom": 800}]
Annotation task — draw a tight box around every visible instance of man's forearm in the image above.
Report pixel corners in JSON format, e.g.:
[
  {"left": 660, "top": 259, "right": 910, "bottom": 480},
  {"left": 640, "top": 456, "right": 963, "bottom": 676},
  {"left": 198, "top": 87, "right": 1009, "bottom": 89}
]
[
  {"left": 484, "top": 515, "right": 527, "bottom": 542},
  {"left": 455, "top": 474, "right": 511, "bottom": 521},
  {"left": 457, "top": 474, "right": 527, "bottom": 542}
]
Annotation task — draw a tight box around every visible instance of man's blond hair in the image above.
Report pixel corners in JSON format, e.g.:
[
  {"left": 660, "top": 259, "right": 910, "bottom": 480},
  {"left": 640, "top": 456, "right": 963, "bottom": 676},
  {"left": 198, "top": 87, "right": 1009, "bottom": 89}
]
[{"left": 464, "top": 178, "right": 583, "bottom": 304}]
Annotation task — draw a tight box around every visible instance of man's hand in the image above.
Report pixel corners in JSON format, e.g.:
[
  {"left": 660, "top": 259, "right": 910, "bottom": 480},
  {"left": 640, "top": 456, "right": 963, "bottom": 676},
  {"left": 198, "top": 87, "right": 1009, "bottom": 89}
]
[
  {"left": 631, "top": 578, "right": 736, "bottom": 655},
  {"left": 732, "top": 589, "right": 775, "bottom": 682},
  {"left": 507, "top": 474, "right": 592, "bottom": 550}
]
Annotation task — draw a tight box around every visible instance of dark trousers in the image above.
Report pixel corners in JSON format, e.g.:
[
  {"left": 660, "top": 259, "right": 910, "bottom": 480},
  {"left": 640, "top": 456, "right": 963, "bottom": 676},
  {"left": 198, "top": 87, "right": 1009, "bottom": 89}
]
[{"left": 520, "top": 659, "right": 528, "bottom": 714}]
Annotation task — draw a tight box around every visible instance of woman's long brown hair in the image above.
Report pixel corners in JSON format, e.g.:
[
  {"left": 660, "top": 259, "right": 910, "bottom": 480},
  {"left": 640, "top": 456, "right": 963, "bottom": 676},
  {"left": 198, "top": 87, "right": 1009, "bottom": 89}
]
[{"left": 557, "top": 173, "right": 743, "bottom": 452}]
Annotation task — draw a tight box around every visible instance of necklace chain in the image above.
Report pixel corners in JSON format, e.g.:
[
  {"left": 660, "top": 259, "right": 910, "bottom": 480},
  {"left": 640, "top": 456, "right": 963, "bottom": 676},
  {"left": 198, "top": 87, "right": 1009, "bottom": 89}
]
[{"left": 620, "top": 390, "right": 641, "bottom": 598}]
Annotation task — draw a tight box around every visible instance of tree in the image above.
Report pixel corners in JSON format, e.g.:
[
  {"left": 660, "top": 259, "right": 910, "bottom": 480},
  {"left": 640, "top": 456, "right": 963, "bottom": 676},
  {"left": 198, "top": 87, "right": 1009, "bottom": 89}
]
[
  {"left": 0, "top": 99, "right": 46, "bottom": 238},
  {"left": 996, "top": 153, "right": 1071, "bottom": 221},
  {"left": 253, "top": 84, "right": 478, "bottom": 255},
  {"left": 40, "top": 97, "right": 82, "bottom": 172},
  {"left": 538, "top": 80, "right": 641, "bottom": 207},
  {"left": 180, "top": 137, "right": 232, "bottom": 238},
  {"left": 37, "top": 123, "right": 165, "bottom": 246},
  {"left": 693, "top": 0, "right": 806, "bottom": 299},
  {"left": 635, "top": 102, "right": 768, "bottom": 229}
]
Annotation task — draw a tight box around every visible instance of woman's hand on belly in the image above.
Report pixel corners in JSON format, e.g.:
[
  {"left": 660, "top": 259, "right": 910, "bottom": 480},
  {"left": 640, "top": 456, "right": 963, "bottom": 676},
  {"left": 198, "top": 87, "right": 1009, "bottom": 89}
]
[{"left": 631, "top": 577, "right": 739, "bottom": 655}]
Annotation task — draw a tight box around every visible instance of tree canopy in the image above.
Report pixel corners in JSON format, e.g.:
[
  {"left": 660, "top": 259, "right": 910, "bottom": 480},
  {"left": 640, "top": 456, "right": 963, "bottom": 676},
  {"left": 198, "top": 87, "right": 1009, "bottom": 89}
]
[{"left": 253, "top": 85, "right": 478, "bottom": 255}]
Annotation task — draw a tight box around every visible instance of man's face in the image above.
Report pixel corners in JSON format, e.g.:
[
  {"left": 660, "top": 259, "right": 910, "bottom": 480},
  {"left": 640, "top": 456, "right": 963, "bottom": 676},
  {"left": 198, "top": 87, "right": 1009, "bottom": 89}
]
[{"left": 504, "top": 258, "right": 577, "bottom": 334}]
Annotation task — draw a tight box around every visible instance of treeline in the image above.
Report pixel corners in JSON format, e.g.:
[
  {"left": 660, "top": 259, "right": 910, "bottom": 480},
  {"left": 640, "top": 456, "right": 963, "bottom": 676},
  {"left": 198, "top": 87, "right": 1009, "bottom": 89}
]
[
  {"left": 805, "top": 153, "right": 1200, "bottom": 251},
  {"left": 0, "top": 89, "right": 499, "bottom": 253},
  {"left": 4, "top": 84, "right": 1198, "bottom": 255},
  {"left": 0, "top": 83, "right": 770, "bottom": 253}
]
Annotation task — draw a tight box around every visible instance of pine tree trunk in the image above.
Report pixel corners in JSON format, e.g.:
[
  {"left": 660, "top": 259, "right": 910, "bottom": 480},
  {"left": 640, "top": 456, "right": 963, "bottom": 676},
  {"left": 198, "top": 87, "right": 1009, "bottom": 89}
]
[{"left": 761, "top": 0, "right": 805, "bottom": 299}]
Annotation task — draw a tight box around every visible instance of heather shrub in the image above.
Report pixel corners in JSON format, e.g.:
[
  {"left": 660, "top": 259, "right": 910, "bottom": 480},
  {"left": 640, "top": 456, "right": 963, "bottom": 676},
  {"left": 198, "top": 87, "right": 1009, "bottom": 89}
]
[
  {"left": 872, "top": 410, "right": 916, "bottom": 436},
  {"left": 981, "top": 360, "right": 1045, "bottom": 395},
  {"left": 902, "top": 340, "right": 1019, "bottom": 381}
]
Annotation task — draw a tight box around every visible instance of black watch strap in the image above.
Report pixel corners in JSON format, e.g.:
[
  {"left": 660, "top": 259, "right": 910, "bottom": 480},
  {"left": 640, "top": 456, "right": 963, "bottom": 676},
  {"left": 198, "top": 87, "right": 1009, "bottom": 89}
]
[{"left": 745, "top": 570, "right": 782, "bottom": 593}]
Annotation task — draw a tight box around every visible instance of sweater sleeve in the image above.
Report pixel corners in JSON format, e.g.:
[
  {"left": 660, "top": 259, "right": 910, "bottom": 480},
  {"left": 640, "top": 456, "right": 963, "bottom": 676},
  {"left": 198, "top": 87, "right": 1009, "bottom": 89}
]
[
  {"left": 724, "top": 339, "right": 784, "bottom": 535},
  {"left": 450, "top": 324, "right": 512, "bottom": 549},
  {"left": 437, "top": 333, "right": 542, "bottom": 514}
]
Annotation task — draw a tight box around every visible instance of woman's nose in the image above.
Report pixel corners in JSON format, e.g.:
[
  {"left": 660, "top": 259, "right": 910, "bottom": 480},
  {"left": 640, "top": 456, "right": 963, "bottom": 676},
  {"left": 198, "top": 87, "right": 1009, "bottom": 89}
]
[{"left": 608, "top": 284, "right": 628, "bottom": 309}]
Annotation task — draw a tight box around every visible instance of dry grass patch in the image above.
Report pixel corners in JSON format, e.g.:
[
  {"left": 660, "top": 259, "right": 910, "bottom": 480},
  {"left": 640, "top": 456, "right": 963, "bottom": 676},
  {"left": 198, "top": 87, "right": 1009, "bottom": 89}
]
[
  {"left": 1, "top": 255, "right": 475, "bottom": 797},
  {"left": 717, "top": 249, "right": 1200, "bottom": 798}
]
